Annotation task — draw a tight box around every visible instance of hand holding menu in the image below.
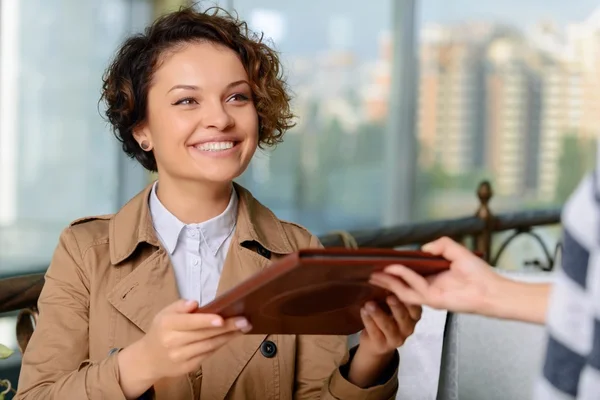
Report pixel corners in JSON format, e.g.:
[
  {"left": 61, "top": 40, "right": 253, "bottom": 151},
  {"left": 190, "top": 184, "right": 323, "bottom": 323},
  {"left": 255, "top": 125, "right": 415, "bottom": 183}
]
[{"left": 197, "top": 248, "right": 452, "bottom": 335}]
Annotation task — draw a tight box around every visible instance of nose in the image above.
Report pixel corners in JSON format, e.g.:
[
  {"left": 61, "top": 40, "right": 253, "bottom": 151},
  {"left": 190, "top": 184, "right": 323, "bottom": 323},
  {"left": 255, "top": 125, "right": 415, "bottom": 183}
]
[{"left": 202, "top": 99, "right": 234, "bottom": 131}]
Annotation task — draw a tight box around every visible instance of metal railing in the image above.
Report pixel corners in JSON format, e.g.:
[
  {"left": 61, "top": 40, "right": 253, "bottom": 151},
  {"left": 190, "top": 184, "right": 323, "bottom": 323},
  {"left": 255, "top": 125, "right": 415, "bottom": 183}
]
[{"left": 0, "top": 181, "right": 562, "bottom": 353}]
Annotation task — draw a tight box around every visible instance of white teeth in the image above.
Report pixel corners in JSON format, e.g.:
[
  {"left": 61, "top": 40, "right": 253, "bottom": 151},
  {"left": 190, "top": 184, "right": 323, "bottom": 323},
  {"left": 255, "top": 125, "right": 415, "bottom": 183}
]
[{"left": 195, "top": 141, "right": 235, "bottom": 151}]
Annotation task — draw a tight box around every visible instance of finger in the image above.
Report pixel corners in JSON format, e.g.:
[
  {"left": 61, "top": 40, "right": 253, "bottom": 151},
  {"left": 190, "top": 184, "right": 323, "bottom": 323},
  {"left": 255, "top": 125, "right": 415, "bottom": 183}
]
[
  {"left": 383, "top": 265, "right": 432, "bottom": 296},
  {"left": 168, "top": 313, "right": 249, "bottom": 332},
  {"left": 386, "top": 296, "right": 421, "bottom": 323},
  {"left": 364, "top": 301, "right": 399, "bottom": 339},
  {"left": 164, "top": 299, "right": 199, "bottom": 314},
  {"left": 193, "top": 317, "right": 252, "bottom": 340},
  {"left": 172, "top": 330, "right": 243, "bottom": 363},
  {"left": 385, "top": 296, "right": 409, "bottom": 322},
  {"left": 160, "top": 299, "right": 225, "bottom": 328},
  {"left": 161, "top": 320, "right": 253, "bottom": 348},
  {"left": 422, "top": 236, "right": 472, "bottom": 262},
  {"left": 406, "top": 304, "right": 423, "bottom": 321},
  {"left": 360, "top": 307, "right": 385, "bottom": 343},
  {"left": 384, "top": 297, "right": 413, "bottom": 336},
  {"left": 369, "top": 273, "right": 426, "bottom": 305}
]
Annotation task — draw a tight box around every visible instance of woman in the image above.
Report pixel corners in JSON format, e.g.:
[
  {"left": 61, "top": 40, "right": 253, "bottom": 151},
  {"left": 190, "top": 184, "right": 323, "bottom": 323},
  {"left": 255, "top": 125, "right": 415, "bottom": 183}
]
[{"left": 16, "top": 7, "right": 421, "bottom": 400}]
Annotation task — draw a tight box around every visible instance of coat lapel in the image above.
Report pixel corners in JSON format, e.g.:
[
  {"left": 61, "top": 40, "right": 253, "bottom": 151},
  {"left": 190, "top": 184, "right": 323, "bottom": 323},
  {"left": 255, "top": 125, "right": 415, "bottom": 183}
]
[
  {"left": 200, "top": 239, "right": 270, "bottom": 400},
  {"left": 106, "top": 248, "right": 180, "bottom": 333},
  {"left": 105, "top": 183, "right": 181, "bottom": 333}
]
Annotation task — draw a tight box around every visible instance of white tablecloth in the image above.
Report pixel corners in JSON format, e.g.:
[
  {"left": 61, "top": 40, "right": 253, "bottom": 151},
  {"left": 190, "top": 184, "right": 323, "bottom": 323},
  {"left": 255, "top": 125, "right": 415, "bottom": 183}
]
[{"left": 396, "top": 307, "right": 448, "bottom": 400}]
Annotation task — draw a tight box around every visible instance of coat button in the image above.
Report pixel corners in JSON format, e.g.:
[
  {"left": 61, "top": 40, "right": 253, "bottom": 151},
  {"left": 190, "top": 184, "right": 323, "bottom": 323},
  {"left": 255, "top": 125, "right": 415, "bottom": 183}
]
[{"left": 260, "top": 340, "right": 277, "bottom": 358}]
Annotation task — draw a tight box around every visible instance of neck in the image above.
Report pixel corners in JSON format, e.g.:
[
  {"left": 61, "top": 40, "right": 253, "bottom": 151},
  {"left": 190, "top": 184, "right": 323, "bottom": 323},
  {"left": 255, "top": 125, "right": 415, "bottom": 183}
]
[{"left": 155, "top": 176, "right": 233, "bottom": 224}]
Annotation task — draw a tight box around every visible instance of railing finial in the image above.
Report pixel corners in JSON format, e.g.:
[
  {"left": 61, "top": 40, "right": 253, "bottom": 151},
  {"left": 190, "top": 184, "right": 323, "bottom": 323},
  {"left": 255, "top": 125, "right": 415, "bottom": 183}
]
[
  {"left": 475, "top": 180, "right": 495, "bottom": 262},
  {"left": 477, "top": 180, "right": 493, "bottom": 207}
]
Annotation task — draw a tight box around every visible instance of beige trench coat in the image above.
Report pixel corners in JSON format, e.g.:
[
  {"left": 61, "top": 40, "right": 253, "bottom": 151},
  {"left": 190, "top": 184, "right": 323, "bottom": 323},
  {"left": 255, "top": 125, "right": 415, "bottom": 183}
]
[{"left": 15, "top": 183, "right": 399, "bottom": 400}]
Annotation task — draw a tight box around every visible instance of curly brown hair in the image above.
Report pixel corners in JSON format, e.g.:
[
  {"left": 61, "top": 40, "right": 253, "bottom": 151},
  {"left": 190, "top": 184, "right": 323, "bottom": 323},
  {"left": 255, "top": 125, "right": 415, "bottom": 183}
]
[{"left": 100, "top": 6, "right": 295, "bottom": 172}]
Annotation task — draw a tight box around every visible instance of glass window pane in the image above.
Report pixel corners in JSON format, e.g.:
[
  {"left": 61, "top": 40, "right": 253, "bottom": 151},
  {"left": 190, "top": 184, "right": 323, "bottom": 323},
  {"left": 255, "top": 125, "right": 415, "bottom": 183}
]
[
  {"left": 418, "top": 1, "right": 599, "bottom": 269},
  {"left": 230, "top": 0, "right": 393, "bottom": 235},
  {"left": 417, "top": 0, "right": 600, "bottom": 219},
  {"left": 0, "top": 0, "right": 153, "bottom": 276}
]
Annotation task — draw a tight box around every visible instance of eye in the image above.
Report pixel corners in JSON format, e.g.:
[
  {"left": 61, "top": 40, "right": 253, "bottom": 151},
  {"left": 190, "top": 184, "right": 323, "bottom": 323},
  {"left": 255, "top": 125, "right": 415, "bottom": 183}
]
[
  {"left": 227, "top": 93, "right": 250, "bottom": 103},
  {"left": 173, "top": 97, "right": 198, "bottom": 106}
]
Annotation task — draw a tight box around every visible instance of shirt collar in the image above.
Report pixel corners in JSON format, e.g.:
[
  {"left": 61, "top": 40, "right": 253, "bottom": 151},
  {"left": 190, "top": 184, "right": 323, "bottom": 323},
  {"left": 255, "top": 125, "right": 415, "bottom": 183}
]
[
  {"left": 148, "top": 181, "right": 238, "bottom": 256},
  {"left": 108, "top": 182, "right": 293, "bottom": 265}
]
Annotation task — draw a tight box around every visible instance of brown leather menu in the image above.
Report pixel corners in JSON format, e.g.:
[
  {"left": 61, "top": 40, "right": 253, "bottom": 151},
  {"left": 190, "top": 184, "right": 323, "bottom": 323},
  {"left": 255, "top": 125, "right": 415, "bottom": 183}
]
[{"left": 197, "top": 248, "right": 452, "bottom": 335}]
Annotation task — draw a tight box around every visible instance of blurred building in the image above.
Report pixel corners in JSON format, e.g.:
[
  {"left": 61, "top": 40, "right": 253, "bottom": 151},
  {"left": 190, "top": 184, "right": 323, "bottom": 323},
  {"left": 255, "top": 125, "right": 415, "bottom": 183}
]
[
  {"left": 534, "top": 12, "right": 600, "bottom": 198},
  {"left": 417, "top": 24, "right": 489, "bottom": 174},
  {"left": 411, "top": 10, "right": 600, "bottom": 199},
  {"left": 363, "top": 32, "right": 392, "bottom": 122},
  {"left": 485, "top": 34, "right": 542, "bottom": 197}
]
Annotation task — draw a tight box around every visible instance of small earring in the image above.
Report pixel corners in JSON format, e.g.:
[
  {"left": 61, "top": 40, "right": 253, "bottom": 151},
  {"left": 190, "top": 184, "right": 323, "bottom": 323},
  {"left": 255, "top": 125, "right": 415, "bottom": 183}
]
[{"left": 140, "top": 141, "right": 150, "bottom": 151}]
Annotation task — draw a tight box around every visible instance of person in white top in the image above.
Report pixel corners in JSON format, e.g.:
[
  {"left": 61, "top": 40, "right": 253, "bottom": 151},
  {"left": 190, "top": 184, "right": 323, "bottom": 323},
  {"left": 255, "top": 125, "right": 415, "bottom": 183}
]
[{"left": 371, "top": 141, "right": 600, "bottom": 400}]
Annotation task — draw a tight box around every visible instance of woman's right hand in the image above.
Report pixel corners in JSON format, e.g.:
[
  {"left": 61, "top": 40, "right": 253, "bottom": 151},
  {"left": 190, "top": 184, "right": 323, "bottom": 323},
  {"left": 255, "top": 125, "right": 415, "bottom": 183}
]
[{"left": 118, "top": 299, "right": 250, "bottom": 398}]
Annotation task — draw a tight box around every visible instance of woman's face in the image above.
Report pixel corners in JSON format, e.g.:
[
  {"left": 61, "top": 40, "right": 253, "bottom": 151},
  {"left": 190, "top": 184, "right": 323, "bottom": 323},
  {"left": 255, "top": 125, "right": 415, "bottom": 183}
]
[{"left": 135, "top": 41, "right": 259, "bottom": 185}]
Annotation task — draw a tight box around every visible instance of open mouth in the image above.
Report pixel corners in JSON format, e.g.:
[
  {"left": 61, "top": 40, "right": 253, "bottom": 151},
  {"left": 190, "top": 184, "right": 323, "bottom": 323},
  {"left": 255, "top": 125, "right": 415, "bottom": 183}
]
[{"left": 192, "top": 141, "right": 240, "bottom": 152}]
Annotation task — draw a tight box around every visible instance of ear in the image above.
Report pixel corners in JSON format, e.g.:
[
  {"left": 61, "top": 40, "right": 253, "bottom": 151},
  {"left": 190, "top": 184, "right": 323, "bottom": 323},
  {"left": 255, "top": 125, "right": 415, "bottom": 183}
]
[{"left": 132, "top": 123, "right": 152, "bottom": 148}]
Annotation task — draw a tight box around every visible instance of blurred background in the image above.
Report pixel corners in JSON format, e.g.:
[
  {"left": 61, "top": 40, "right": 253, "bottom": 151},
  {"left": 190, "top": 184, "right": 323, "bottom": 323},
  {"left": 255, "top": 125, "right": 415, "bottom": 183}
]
[{"left": 0, "top": 0, "right": 599, "bottom": 394}]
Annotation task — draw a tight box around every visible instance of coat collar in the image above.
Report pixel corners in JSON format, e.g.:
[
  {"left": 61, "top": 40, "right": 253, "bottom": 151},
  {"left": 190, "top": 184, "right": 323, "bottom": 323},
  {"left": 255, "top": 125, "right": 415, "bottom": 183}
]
[{"left": 109, "top": 181, "right": 294, "bottom": 265}]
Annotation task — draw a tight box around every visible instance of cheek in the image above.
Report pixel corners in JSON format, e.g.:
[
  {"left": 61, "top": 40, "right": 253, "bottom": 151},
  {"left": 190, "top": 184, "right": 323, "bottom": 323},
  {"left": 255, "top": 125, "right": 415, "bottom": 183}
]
[
  {"left": 151, "top": 113, "right": 195, "bottom": 149},
  {"left": 145, "top": 96, "right": 194, "bottom": 148},
  {"left": 246, "top": 110, "right": 260, "bottom": 144},
  {"left": 249, "top": 127, "right": 259, "bottom": 146},
  {"left": 231, "top": 106, "right": 259, "bottom": 146}
]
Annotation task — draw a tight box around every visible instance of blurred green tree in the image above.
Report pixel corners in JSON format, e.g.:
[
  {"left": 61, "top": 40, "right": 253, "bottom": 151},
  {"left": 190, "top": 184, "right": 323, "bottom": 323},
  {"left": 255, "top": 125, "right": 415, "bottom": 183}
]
[{"left": 555, "top": 133, "right": 597, "bottom": 204}]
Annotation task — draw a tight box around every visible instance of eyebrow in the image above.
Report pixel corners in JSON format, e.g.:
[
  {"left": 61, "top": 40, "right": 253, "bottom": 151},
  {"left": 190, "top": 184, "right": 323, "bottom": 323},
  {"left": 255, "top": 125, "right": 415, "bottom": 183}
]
[{"left": 167, "top": 80, "right": 250, "bottom": 93}]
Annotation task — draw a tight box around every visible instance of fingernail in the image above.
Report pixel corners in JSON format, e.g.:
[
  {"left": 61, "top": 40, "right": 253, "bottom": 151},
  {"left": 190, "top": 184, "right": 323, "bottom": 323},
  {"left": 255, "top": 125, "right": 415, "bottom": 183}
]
[
  {"left": 235, "top": 318, "right": 249, "bottom": 329},
  {"left": 365, "top": 302, "right": 376, "bottom": 313},
  {"left": 241, "top": 324, "right": 253, "bottom": 333},
  {"left": 422, "top": 244, "right": 433, "bottom": 252},
  {"left": 387, "top": 296, "right": 399, "bottom": 306},
  {"left": 385, "top": 264, "right": 404, "bottom": 272},
  {"left": 211, "top": 317, "right": 224, "bottom": 327},
  {"left": 185, "top": 299, "right": 196, "bottom": 307}
]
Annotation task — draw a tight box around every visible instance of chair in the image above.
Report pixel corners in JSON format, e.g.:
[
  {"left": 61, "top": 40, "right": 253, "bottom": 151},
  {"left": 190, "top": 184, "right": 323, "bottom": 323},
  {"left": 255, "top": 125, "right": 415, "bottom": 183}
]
[{"left": 436, "top": 270, "right": 554, "bottom": 400}]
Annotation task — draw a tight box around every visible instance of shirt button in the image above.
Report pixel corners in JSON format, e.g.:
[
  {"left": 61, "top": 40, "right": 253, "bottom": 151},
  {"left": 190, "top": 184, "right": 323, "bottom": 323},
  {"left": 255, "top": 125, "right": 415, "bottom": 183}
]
[{"left": 193, "top": 259, "right": 199, "bottom": 266}]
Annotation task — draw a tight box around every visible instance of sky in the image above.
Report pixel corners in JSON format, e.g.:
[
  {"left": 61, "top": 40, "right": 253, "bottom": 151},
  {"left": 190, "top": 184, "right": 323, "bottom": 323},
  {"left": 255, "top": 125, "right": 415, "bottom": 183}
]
[{"left": 419, "top": 0, "right": 600, "bottom": 28}]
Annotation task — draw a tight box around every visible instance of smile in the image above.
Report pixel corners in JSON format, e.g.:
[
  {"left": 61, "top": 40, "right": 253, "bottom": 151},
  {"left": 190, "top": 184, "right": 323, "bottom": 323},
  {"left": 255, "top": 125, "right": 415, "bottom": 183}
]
[{"left": 194, "top": 141, "right": 237, "bottom": 152}]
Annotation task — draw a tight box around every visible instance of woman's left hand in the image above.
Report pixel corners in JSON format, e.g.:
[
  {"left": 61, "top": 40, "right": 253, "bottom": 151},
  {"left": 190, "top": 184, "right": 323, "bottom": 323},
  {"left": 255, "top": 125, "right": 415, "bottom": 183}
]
[
  {"left": 359, "top": 296, "right": 421, "bottom": 355},
  {"left": 348, "top": 296, "right": 422, "bottom": 388}
]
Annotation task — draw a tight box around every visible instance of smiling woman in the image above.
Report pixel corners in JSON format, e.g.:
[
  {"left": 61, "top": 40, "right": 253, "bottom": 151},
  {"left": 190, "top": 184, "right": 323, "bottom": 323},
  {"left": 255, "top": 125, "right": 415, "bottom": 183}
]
[
  {"left": 102, "top": 8, "right": 294, "bottom": 176},
  {"left": 132, "top": 42, "right": 260, "bottom": 186},
  {"left": 14, "top": 6, "right": 418, "bottom": 400}
]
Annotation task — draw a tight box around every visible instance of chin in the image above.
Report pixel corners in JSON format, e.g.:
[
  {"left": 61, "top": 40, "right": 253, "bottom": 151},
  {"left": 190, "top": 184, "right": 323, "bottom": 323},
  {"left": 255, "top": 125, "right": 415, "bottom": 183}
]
[{"left": 190, "top": 166, "right": 245, "bottom": 185}]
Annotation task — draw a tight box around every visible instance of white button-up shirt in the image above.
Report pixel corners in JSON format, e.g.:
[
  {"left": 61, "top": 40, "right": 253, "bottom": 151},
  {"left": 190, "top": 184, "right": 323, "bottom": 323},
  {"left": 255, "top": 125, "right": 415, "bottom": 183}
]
[{"left": 148, "top": 182, "right": 238, "bottom": 306}]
